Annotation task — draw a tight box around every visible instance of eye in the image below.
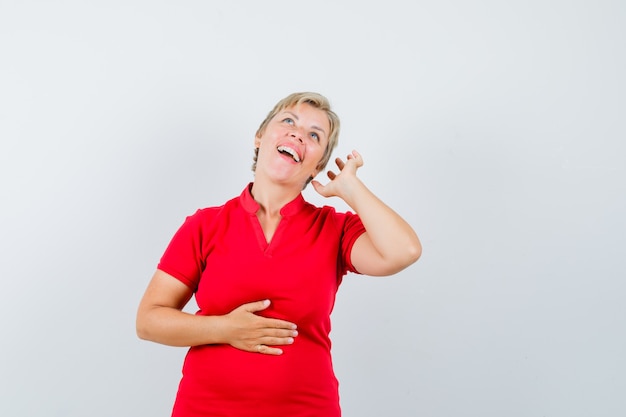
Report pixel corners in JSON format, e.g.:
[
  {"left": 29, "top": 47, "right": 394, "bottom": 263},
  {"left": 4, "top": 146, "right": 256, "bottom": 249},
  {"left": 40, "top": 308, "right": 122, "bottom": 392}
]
[
  {"left": 310, "top": 132, "right": 319, "bottom": 141},
  {"left": 282, "top": 117, "right": 294, "bottom": 125}
]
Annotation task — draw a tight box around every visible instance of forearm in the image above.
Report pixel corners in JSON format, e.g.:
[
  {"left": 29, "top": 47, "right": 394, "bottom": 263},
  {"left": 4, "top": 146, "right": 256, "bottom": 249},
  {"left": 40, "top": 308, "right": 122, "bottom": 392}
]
[
  {"left": 137, "top": 271, "right": 298, "bottom": 353},
  {"left": 136, "top": 306, "right": 227, "bottom": 347}
]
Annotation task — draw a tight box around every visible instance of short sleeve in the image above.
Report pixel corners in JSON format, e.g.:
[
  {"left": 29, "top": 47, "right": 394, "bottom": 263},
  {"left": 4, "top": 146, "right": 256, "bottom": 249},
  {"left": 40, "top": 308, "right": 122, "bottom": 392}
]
[
  {"left": 157, "top": 210, "right": 208, "bottom": 291},
  {"left": 339, "top": 211, "right": 366, "bottom": 275}
]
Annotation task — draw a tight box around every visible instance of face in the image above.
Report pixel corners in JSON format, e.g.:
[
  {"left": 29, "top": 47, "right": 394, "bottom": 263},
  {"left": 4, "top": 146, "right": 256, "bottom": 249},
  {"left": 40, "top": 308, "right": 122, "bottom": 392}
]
[{"left": 254, "top": 103, "right": 330, "bottom": 187}]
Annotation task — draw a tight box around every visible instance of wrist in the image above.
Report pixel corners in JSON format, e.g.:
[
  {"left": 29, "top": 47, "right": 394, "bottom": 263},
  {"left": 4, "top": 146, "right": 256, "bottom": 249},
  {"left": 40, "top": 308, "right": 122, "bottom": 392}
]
[
  {"left": 339, "top": 176, "right": 367, "bottom": 208},
  {"left": 202, "top": 314, "right": 230, "bottom": 345}
]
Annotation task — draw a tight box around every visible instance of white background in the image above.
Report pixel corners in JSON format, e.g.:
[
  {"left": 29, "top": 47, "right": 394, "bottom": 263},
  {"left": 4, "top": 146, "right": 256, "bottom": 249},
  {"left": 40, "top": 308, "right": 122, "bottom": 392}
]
[{"left": 1, "top": 1, "right": 624, "bottom": 416}]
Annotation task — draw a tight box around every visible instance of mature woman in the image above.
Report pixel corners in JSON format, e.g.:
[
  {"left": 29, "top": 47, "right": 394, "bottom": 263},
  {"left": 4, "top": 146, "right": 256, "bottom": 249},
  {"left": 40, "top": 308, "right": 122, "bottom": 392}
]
[{"left": 136, "top": 92, "right": 421, "bottom": 417}]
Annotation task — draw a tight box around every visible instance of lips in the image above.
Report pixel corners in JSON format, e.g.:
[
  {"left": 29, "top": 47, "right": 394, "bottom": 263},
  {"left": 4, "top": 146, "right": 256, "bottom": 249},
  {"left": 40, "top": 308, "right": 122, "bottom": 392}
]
[{"left": 277, "top": 145, "right": 301, "bottom": 163}]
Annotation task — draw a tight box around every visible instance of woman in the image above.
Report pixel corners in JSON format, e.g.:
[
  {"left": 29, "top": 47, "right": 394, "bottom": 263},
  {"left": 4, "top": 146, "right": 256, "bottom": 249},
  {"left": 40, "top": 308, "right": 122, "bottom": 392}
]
[{"left": 136, "top": 92, "right": 421, "bottom": 416}]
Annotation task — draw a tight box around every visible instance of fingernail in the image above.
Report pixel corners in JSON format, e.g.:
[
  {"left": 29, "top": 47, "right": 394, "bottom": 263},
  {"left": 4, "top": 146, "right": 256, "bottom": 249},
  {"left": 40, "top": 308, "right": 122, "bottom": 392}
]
[{"left": 287, "top": 338, "right": 294, "bottom": 344}]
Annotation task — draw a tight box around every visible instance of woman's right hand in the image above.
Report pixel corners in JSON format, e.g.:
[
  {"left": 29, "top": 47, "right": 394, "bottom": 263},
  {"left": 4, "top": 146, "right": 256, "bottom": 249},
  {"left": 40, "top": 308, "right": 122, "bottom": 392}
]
[
  {"left": 137, "top": 271, "right": 297, "bottom": 354},
  {"left": 222, "top": 300, "right": 298, "bottom": 355}
]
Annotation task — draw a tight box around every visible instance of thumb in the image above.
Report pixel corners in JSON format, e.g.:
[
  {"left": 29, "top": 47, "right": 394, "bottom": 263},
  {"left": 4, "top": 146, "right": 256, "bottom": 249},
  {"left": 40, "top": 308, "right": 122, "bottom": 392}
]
[
  {"left": 311, "top": 180, "right": 328, "bottom": 197},
  {"left": 245, "top": 299, "right": 271, "bottom": 313}
]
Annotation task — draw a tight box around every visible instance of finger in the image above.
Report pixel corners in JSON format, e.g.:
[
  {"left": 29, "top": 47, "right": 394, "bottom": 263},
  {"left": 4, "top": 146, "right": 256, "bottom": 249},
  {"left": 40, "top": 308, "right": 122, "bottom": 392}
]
[
  {"left": 311, "top": 179, "right": 322, "bottom": 192},
  {"left": 261, "top": 317, "right": 298, "bottom": 331},
  {"left": 351, "top": 150, "right": 364, "bottom": 166},
  {"left": 335, "top": 157, "right": 345, "bottom": 170},
  {"left": 327, "top": 171, "right": 336, "bottom": 180},
  {"left": 311, "top": 180, "right": 329, "bottom": 197},
  {"left": 256, "top": 344, "right": 284, "bottom": 356},
  {"left": 259, "top": 327, "right": 299, "bottom": 339},
  {"left": 312, "top": 180, "right": 335, "bottom": 198},
  {"left": 259, "top": 335, "right": 296, "bottom": 346},
  {"left": 255, "top": 334, "right": 296, "bottom": 354},
  {"left": 243, "top": 299, "right": 271, "bottom": 313}
]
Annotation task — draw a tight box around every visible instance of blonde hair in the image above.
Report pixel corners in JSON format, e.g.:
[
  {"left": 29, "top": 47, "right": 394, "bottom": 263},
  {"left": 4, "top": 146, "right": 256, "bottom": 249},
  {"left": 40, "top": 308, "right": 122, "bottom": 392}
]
[{"left": 252, "top": 92, "right": 340, "bottom": 182}]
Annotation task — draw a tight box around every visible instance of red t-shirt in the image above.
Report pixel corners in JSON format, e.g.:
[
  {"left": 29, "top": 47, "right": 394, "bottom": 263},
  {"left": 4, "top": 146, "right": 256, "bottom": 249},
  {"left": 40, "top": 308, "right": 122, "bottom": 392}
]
[{"left": 157, "top": 184, "right": 366, "bottom": 417}]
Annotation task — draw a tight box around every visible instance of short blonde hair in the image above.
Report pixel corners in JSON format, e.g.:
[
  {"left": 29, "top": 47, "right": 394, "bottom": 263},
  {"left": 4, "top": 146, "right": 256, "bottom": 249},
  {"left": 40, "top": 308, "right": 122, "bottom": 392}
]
[{"left": 252, "top": 92, "right": 340, "bottom": 179}]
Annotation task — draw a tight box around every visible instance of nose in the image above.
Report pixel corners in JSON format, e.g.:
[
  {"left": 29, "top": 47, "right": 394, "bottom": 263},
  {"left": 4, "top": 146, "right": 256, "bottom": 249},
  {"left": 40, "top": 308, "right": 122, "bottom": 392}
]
[{"left": 289, "top": 129, "right": 304, "bottom": 143}]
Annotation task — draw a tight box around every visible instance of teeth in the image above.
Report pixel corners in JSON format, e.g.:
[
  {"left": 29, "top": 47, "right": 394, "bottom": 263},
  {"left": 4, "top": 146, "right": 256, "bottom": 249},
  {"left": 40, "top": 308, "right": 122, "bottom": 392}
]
[{"left": 277, "top": 145, "right": 300, "bottom": 162}]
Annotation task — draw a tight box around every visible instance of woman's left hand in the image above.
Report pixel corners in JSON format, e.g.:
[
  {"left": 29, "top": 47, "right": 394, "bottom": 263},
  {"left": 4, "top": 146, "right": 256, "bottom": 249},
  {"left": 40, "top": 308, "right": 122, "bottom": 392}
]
[
  {"left": 311, "top": 150, "right": 363, "bottom": 199},
  {"left": 312, "top": 148, "right": 422, "bottom": 276}
]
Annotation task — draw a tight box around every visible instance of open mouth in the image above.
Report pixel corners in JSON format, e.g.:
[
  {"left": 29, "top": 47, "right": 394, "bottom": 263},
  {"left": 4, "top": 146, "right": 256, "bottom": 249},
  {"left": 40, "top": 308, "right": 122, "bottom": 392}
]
[{"left": 277, "top": 145, "right": 301, "bottom": 163}]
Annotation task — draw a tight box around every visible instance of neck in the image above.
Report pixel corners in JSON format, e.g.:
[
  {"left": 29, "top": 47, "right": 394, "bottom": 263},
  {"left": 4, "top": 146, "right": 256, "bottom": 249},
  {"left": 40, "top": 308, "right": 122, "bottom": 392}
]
[{"left": 250, "top": 177, "right": 301, "bottom": 217}]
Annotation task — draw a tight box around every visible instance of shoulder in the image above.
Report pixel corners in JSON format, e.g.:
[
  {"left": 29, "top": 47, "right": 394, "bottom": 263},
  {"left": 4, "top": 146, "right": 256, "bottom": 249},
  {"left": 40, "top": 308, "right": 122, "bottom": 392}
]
[
  {"left": 306, "top": 201, "right": 357, "bottom": 219},
  {"left": 302, "top": 202, "right": 362, "bottom": 230},
  {"left": 181, "top": 195, "right": 240, "bottom": 229},
  {"left": 192, "top": 195, "right": 240, "bottom": 216}
]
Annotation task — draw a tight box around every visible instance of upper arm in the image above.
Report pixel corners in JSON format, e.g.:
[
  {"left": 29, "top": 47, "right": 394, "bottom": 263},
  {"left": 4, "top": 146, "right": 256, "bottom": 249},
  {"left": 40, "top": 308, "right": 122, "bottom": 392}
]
[
  {"left": 136, "top": 270, "right": 198, "bottom": 343},
  {"left": 137, "top": 269, "right": 194, "bottom": 313},
  {"left": 350, "top": 232, "right": 399, "bottom": 277}
]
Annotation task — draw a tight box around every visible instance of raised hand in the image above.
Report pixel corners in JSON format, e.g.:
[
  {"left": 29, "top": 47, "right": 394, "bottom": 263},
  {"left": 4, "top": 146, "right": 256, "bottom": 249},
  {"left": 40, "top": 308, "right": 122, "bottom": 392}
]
[
  {"left": 223, "top": 300, "right": 298, "bottom": 355},
  {"left": 311, "top": 149, "right": 421, "bottom": 277},
  {"left": 311, "top": 150, "right": 364, "bottom": 199}
]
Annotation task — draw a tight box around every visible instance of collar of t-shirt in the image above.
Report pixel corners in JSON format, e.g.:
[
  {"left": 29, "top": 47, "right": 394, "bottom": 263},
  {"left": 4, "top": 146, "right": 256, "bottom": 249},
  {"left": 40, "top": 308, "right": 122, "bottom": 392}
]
[{"left": 240, "top": 183, "right": 306, "bottom": 217}]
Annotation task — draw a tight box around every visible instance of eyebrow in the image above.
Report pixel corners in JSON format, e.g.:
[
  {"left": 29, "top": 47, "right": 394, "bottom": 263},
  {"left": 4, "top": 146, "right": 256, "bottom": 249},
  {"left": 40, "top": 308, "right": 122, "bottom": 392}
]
[{"left": 283, "top": 111, "right": 327, "bottom": 137}]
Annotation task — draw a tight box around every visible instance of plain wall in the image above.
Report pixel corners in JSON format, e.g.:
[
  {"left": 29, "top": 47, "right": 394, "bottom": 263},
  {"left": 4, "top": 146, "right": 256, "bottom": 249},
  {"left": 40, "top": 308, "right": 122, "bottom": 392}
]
[{"left": 1, "top": 1, "right": 624, "bottom": 416}]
